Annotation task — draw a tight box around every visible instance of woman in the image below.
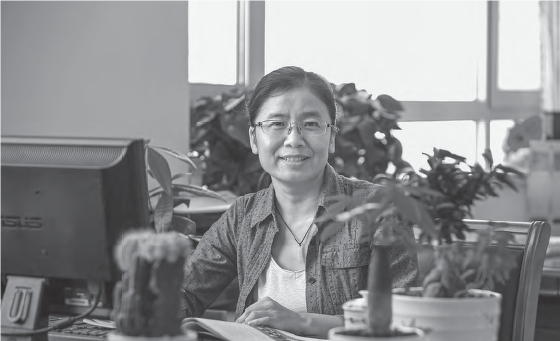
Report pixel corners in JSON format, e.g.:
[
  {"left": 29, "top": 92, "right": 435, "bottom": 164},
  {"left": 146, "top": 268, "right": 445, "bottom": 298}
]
[{"left": 181, "top": 66, "right": 418, "bottom": 337}]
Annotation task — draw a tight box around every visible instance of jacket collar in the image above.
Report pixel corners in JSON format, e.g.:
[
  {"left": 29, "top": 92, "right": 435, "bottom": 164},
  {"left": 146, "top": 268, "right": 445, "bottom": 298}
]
[{"left": 251, "top": 164, "right": 343, "bottom": 228}]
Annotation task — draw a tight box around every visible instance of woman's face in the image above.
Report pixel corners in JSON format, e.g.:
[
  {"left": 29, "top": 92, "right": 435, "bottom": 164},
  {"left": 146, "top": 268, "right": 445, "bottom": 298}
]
[{"left": 249, "top": 87, "right": 335, "bottom": 186}]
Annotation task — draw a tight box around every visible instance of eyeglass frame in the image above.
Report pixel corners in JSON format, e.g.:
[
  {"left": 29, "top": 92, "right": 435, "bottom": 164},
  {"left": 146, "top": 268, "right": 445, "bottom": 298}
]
[{"left": 249, "top": 120, "right": 339, "bottom": 136}]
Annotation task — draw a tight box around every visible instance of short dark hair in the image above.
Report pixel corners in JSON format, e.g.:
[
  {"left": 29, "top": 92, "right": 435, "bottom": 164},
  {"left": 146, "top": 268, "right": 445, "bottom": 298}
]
[{"left": 247, "top": 66, "right": 337, "bottom": 125}]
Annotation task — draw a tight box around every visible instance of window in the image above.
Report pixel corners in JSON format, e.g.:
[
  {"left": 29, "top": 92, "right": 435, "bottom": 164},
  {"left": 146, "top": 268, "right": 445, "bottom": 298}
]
[
  {"left": 497, "top": 1, "right": 541, "bottom": 91},
  {"left": 393, "top": 121, "right": 479, "bottom": 168},
  {"left": 188, "top": 1, "right": 237, "bottom": 84},
  {"left": 189, "top": 1, "right": 541, "bottom": 171},
  {"left": 265, "top": 1, "right": 487, "bottom": 102}
]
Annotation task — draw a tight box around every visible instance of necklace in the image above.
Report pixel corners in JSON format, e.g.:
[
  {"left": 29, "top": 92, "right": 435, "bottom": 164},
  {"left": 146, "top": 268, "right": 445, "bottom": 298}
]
[{"left": 276, "top": 209, "right": 314, "bottom": 247}]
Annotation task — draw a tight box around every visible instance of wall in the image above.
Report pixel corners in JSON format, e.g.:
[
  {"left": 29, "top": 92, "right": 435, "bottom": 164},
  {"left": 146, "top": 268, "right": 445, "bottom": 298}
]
[{"left": 1, "top": 1, "right": 190, "bottom": 176}]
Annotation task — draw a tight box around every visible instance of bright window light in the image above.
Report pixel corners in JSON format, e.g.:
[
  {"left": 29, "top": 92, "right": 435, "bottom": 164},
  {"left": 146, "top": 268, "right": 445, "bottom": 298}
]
[
  {"left": 265, "top": 1, "right": 487, "bottom": 102},
  {"left": 498, "top": 1, "right": 541, "bottom": 91},
  {"left": 392, "top": 121, "right": 478, "bottom": 171},
  {"left": 188, "top": 1, "right": 237, "bottom": 84}
]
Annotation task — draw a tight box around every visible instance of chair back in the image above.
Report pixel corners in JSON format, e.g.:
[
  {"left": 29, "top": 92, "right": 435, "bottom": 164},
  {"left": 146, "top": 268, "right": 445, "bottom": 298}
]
[{"left": 462, "top": 219, "right": 551, "bottom": 341}]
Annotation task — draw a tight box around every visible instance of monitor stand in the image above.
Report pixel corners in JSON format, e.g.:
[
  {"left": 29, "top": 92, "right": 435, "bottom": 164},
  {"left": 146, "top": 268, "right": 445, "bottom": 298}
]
[{"left": 1, "top": 276, "right": 48, "bottom": 341}]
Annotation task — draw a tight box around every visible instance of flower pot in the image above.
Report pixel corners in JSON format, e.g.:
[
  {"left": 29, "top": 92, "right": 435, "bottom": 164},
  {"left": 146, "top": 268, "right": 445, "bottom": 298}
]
[
  {"left": 342, "top": 290, "right": 368, "bottom": 330},
  {"left": 329, "top": 326, "right": 425, "bottom": 341},
  {"left": 107, "top": 331, "right": 197, "bottom": 341},
  {"left": 392, "top": 287, "right": 502, "bottom": 341}
]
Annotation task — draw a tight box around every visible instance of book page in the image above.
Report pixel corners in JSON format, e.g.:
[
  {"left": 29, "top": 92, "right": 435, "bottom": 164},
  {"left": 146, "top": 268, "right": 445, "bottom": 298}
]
[{"left": 181, "top": 317, "right": 325, "bottom": 341}]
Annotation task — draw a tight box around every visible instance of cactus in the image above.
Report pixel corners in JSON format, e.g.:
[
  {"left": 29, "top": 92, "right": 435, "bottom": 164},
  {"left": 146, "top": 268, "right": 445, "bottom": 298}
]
[{"left": 111, "top": 230, "right": 191, "bottom": 337}]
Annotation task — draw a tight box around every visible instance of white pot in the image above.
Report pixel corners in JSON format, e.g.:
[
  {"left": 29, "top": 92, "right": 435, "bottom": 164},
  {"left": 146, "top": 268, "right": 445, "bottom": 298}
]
[
  {"left": 342, "top": 290, "right": 368, "bottom": 330},
  {"left": 329, "top": 326, "right": 426, "bottom": 341},
  {"left": 107, "top": 331, "right": 197, "bottom": 341},
  {"left": 392, "top": 287, "right": 502, "bottom": 341}
]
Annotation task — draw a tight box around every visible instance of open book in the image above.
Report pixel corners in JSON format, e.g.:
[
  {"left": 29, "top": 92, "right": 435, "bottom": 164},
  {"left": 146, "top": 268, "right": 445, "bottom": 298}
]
[{"left": 181, "top": 317, "right": 326, "bottom": 341}]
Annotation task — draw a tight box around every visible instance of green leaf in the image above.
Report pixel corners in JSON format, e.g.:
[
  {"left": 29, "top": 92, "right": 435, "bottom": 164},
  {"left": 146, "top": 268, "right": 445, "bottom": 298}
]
[
  {"left": 494, "top": 164, "right": 525, "bottom": 177},
  {"left": 151, "top": 146, "right": 197, "bottom": 170},
  {"left": 376, "top": 94, "right": 404, "bottom": 112},
  {"left": 482, "top": 149, "right": 494, "bottom": 169},
  {"left": 172, "top": 184, "right": 226, "bottom": 201},
  {"left": 147, "top": 147, "right": 173, "bottom": 196},
  {"left": 172, "top": 173, "right": 192, "bottom": 181},
  {"left": 394, "top": 191, "right": 437, "bottom": 238},
  {"left": 170, "top": 215, "right": 197, "bottom": 235},
  {"left": 224, "top": 94, "right": 246, "bottom": 111},
  {"left": 154, "top": 193, "right": 174, "bottom": 233},
  {"left": 173, "top": 197, "right": 191, "bottom": 208}
]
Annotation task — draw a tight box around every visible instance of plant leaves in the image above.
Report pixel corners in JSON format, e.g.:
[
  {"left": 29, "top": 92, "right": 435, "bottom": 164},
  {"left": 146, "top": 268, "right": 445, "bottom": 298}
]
[
  {"left": 147, "top": 147, "right": 173, "bottom": 196},
  {"left": 154, "top": 193, "right": 174, "bottom": 233},
  {"left": 151, "top": 146, "right": 197, "bottom": 170},
  {"left": 376, "top": 94, "right": 404, "bottom": 112},
  {"left": 482, "top": 148, "right": 493, "bottom": 169},
  {"left": 173, "top": 184, "right": 226, "bottom": 201},
  {"left": 170, "top": 215, "right": 197, "bottom": 235}
]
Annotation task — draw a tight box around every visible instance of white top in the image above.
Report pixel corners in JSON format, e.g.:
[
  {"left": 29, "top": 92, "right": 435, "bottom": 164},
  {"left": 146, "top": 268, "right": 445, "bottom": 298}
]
[{"left": 257, "top": 256, "right": 308, "bottom": 313}]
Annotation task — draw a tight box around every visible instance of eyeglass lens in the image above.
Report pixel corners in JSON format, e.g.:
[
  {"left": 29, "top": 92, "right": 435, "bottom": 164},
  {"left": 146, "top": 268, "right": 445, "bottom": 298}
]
[{"left": 260, "top": 121, "right": 329, "bottom": 136}]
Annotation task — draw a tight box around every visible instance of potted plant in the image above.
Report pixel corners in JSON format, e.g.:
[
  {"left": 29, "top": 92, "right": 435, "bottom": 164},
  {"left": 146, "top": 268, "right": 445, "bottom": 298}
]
[
  {"left": 190, "top": 88, "right": 263, "bottom": 196},
  {"left": 331, "top": 83, "right": 412, "bottom": 181},
  {"left": 144, "top": 140, "right": 225, "bottom": 234},
  {"left": 317, "top": 148, "right": 523, "bottom": 340}
]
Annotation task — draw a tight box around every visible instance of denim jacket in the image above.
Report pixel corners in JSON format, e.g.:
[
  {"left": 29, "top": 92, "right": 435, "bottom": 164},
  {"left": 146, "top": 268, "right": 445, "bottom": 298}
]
[{"left": 181, "top": 164, "right": 418, "bottom": 319}]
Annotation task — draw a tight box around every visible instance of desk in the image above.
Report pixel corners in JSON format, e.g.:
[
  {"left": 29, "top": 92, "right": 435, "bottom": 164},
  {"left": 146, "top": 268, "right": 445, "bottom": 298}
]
[{"left": 174, "top": 190, "right": 237, "bottom": 234}]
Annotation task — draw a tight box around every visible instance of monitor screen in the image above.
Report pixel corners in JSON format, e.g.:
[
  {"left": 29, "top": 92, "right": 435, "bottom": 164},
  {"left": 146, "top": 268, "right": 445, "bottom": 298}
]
[{"left": 1, "top": 136, "right": 150, "bottom": 333}]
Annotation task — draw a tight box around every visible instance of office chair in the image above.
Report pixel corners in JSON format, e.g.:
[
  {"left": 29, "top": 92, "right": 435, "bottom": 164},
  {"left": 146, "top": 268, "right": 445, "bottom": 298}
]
[{"left": 461, "top": 220, "right": 550, "bottom": 341}]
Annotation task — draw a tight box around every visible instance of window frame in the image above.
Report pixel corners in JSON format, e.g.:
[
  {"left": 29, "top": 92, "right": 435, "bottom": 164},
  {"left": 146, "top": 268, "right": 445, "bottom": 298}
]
[{"left": 189, "top": 1, "right": 541, "bottom": 159}]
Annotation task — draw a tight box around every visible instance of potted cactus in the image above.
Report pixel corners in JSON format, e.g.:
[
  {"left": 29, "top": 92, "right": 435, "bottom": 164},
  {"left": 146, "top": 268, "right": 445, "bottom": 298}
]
[
  {"left": 109, "top": 230, "right": 197, "bottom": 341},
  {"left": 318, "top": 148, "right": 523, "bottom": 340}
]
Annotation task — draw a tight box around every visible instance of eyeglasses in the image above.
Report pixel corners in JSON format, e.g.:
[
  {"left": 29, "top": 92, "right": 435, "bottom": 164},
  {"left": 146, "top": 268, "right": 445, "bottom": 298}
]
[{"left": 251, "top": 120, "right": 339, "bottom": 136}]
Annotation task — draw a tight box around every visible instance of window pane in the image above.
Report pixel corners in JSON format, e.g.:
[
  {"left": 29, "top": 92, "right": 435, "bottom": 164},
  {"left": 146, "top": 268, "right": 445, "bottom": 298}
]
[
  {"left": 188, "top": 1, "right": 237, "bottom": 84},
  {"left": 265, "top": 1, "right": 486, "bottom": 102},
  {"left": 392, "top": 121, "right": 478, "bottom": 171},
  {"left": 498, "top": 2, "right": 541, "bottom": 90}
]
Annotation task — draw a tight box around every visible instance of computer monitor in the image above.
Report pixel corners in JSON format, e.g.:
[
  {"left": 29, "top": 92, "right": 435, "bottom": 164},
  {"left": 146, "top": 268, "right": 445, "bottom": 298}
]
[{"left": 1, "top": 136, "right": 150, "bottom": 339}]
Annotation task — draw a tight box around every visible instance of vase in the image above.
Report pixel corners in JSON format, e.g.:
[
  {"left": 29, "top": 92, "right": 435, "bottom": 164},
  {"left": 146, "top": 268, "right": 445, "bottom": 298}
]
[
  {"left": 392, "top": 287, "right": 502, "bottom": 341},
  {"left": 107, "top": 330, "right": 197, "bottom": 341},
  {"left": 328, "top": 326, "right": 425, "bottom": 341}
]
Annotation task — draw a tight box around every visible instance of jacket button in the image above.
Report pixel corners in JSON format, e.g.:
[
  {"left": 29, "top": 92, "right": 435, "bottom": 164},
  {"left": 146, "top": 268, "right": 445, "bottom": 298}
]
[{"left": 308, "top": 277, "right": 316, "bottom": 284}]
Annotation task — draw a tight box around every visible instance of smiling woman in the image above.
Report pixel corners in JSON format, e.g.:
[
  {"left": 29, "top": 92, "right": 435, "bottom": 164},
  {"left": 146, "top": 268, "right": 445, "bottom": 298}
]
[{"left": 181, "top": 66, "right": 419, "bottom": 338}]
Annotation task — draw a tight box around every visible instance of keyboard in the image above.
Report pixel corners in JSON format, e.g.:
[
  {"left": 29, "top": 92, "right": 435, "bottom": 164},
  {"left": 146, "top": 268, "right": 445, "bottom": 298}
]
[{"left": 48, "top": 316, "right": 111, "bottom": 341}]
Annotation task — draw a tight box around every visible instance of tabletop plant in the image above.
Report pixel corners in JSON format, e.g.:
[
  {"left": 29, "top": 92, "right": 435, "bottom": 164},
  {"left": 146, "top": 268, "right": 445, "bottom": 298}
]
[
  {"left": 145, "top": 140, "right": 225, "bottom": 234},
  {"left": 317, "top": 148, "right": 523, "bottom": 337}
]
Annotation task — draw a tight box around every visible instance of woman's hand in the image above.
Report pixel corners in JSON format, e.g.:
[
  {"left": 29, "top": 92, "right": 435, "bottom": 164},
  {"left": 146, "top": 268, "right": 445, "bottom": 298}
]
[{"left": 235, "top": 297, "right": 307, "bottom": 335}]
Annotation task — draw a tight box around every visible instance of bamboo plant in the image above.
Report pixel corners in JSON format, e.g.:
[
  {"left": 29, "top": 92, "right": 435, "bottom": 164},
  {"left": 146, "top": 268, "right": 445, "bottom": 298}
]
[{"left": 316, "top": 148, "right": 523, "bottom": 337}]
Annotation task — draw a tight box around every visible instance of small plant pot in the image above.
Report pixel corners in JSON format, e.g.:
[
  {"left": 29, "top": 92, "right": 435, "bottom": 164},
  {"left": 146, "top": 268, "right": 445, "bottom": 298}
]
[
  {"left": 107, "top": 331, "right": 197, "bottom": 341},
  {"left": 392, "top": 287, "right": 502, "bottom": 341},
  {"left": 342, "top": 290, "right": 368, "bottom": 330},
  {"left": 329, "top": 326, "right": 426, "bottom": 341}
]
